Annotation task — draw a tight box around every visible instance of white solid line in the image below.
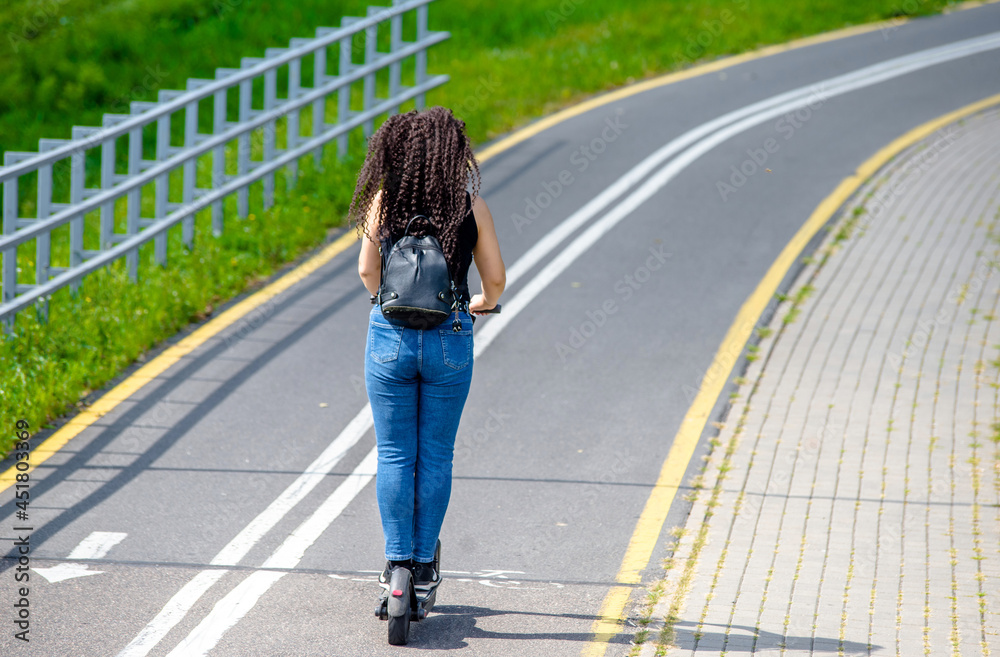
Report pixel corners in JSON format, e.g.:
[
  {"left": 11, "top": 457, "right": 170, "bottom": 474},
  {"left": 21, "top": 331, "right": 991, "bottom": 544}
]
[
  {"left": 164, "top": 450, "right": 378, "bottom": 657},
  {"left": 211, "top": 405, "right": 374, "bottom": 567},
  {"left": 118, "top": 29, "right": 1000, "bottom": 657},
  {"left": 67, "top": 531, "right": 128, "bottom": 560},
  {"left": 473, "top": 31, "right": 1000, "bottom": 355},
  {"left": 263, "top": 449, "right": 378, "bottom": 570},
  {"left": 498, "top": 31, "right": 1000, "bottom": 293},
  {"left": 115, "top": 408, "right": 373, "bottom": 657},
  {"left": 116, "top": 571, "right": 228, "bottom": 657},
  {"left": 163, "top": 571, "right": 286, "bottom": 657}
]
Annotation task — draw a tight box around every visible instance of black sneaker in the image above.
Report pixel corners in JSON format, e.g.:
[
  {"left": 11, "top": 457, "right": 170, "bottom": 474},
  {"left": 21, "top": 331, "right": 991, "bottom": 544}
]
[
  {"left": 378, "top": 560, "right": 411, "bottom": 592},
  {"left": 412, "top": 560, "right": 440, "bottom": 593}
]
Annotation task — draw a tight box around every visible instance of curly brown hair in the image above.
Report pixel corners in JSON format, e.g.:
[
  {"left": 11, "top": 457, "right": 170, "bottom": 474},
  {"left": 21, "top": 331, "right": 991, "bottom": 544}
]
[{"left": 348, "top": 106, "right": 481, "bottom": 273}]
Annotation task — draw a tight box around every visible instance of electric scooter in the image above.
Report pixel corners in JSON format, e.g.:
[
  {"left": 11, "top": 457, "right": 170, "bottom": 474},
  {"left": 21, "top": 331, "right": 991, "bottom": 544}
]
[
  {"left": 375, "top": 540, "right": 440, "bottom": 645},
  {"left": 373, "top": 304, "right": 500, "bottom": 645}
]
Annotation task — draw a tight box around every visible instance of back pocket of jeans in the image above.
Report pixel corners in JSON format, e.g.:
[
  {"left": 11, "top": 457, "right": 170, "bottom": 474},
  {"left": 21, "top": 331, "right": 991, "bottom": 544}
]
[
  {"left": 369, "top": 323, "right": 403, "bottom": 363},
  {"left": 439, "top": 329, "right": 472, "bottom": 370}
]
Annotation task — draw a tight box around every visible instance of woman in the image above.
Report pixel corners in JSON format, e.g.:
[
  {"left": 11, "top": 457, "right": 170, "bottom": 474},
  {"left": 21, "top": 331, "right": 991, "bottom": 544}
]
[{"left": 350, "top": 106, "right": 506, "bottom": 593}]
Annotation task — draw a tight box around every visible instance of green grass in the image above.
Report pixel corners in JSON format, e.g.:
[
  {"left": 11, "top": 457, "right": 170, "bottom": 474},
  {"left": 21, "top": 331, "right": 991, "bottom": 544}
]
[
  {"left": 0, "top": 0, "right": 962, "bottom": 456},
  {"left": 0, "top": 0, "right": 960, "bottom": 152}
]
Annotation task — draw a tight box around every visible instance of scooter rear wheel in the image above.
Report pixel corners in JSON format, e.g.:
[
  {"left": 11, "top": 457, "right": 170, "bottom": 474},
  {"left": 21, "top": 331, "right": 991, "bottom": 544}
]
[
  {"left": 387, "top": 611, "right": 410, "bottom": 645},
  {"left": 386, "top": 566, "right": 414, "bottom": 645}
]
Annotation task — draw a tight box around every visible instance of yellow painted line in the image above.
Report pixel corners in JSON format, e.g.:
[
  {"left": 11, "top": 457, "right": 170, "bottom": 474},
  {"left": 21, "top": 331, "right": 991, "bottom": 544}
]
[
  {"left": 944, "top": 0, "right": 1000, "bottom": 11},
  {"left": 2, "top": 0, "right": 994, "bottom": 501},
  {"left": 0, "top": 230, "right": 358, "bottom": 490},
  {"left": 580, "top": 91, "right": 1000, "bottom": 657}
]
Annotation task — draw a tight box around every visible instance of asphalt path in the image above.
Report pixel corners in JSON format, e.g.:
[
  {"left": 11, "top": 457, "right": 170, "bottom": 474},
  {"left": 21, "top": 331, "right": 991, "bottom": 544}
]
[{"left": 3, "top": 6, "right": 1000, "bottom": 656}]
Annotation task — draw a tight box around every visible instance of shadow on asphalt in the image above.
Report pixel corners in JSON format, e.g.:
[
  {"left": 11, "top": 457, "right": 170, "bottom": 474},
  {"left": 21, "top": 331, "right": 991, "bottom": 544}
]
[
  {"left": 0, "top": 254, "right": 360, "bottom": 572},
  {"left": 399, "top": 604, "right": 631, "bottom": 649},
  {"left": 670, "top": 620, "right": 881, "bottom": 654}
]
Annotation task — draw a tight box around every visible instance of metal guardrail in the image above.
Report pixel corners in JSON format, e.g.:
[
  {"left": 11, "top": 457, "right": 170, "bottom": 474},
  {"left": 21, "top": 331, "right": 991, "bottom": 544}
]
[{"left": 0, "top": 0, "right": 448, "bottom": 327}]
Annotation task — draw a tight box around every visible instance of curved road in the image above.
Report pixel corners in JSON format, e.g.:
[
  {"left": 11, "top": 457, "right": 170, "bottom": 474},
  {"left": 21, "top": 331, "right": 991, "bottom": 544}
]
[{"left": 2, "top": 5, "right": 1000, "bottom": 656}]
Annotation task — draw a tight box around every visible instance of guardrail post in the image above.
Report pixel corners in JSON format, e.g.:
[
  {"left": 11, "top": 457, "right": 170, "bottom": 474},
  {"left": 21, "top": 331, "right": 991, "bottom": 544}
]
[
  {"left": 237, "top": 74, "right": 251, "bottom": 218},
  {"left": 212, "top": 88, "right": 226, "bottom": 236},
  {"left": 339, "top": 19, "right": 361, "bottom": 158},
  {"left": 68, "top": 132, "right": 87, "bottom": 291},
  {"left": 390, "top": 0, "right": 404, "bottom": 116},
  {"left": 154, "top": 112, "right": 170, "bottom": 265},
  {"left": 2, "top": 155, "right": 18, "bottom": 331},
  {"left": 155, "top": 90, "right": 186, "bottom": 266},
  {"left": 263, "top": 51, "right": 279, "bottom": 210},
  {"left": 364, "top": 7, "right": 381, "bottom": 139},
  {"left": 213, "top": 69, "right": 237, "bottom": 237},
  {"left": 100, "top": 115, "right": 131, "bottom": 262},
  {"left": 212, "top": 96, "right": 226, "bottom": 238},
  {"left": 416, "top": 3, "right": 429, "bottom": 110},
  {"left": 100, "top": 134, "right": 116, "bottom": 251},
  {"left": 236, "top": 68, "right": 253, "bottom": 219},
  {"left": 35, "top": 144, "right": 56, "bottom": 322},
  {"left": 287, "top": 43, "right": 309, "bottom": 187},
  {"left": 182, "top": 96, "right": 200, "bottom": 249},
  {"left": 126, "top": 126, "right": 142, "bottom": 280},
  {"left": 127, "top": 100, "right": 158, "bottom": 280},
  {"left": 314, "top": 28, "right": 334, "bottom": 166}
]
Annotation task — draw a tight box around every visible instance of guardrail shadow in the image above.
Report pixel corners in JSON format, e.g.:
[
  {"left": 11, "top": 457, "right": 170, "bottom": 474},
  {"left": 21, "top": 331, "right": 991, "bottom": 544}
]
[{"left": 0, "top": 252, "right": 359, "bottom": 573}]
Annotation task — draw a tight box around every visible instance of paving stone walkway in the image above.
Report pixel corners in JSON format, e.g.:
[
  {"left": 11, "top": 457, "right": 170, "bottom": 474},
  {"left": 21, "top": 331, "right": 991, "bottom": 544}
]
[{"left": 641, "top": 107, "right": 1000, "bottom": 656}]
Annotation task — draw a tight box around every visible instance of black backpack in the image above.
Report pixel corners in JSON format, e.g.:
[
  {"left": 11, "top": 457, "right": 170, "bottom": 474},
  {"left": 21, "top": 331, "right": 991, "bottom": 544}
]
[{"left": 376, "top": 215, "right": 464, "bottom": 331}]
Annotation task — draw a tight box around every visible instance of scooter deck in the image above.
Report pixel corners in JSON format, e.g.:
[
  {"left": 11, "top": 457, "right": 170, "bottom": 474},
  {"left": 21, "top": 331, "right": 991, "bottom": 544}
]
[{"left": 416, "top": 587, "right": 437, "bottom": 614}]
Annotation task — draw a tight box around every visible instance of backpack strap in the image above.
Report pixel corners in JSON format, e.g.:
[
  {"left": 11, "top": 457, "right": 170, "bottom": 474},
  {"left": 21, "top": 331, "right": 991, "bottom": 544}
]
[
  {"left": 376, "top": 233, "right": 392, "bottom": 306},
  {"left": 402, "top": 214, "right": 432, "bottom": 236}
]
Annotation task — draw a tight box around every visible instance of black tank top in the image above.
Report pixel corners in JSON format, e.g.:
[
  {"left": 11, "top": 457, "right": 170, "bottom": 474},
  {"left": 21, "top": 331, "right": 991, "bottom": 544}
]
[{"left": 452, "top": 192, "right": 479, "bottom": 302}]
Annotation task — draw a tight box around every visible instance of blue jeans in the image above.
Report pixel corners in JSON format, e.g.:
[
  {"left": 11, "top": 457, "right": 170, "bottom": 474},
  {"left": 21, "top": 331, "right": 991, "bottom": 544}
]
[{"left": 365, "top": 306, "right": 474, "bottom": 563}]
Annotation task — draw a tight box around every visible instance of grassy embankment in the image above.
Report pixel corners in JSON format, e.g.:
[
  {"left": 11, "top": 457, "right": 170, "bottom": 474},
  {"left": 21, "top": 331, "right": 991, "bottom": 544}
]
[{"left": 0, "top": 0, "right": 957, "bottom": 457}]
